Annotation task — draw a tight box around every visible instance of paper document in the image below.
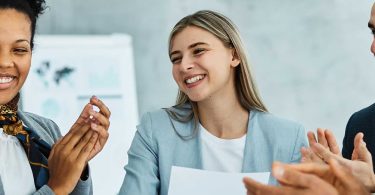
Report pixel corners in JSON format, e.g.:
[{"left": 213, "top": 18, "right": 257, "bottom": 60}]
[{"left": 168, "top": 166, "right": 270, "bottom": 195}]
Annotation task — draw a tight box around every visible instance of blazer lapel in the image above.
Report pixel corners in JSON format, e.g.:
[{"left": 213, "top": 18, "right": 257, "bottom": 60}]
[
  {"left": 170, "top": 112, "right": 203, "bottom": 169},
  {"left": 17, "top": 111, "right": 55, "bottom": 146},
  {"left": 242, "top": 110, "right": 270, "bottom": 172},
  {"left": 242, "top": 110, "right": 255, "bottom": 172}
]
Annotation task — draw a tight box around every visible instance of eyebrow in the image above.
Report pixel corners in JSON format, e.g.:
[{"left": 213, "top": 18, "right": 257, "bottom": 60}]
[
  {"left": 188, "top": 42, "right": 208, "bottom": 49},
  {"left": 15, "top": 39, "right": 30, "bottom": 44},
  {"left": 169, "top": 42, "right": 208, "bottom": 58}
]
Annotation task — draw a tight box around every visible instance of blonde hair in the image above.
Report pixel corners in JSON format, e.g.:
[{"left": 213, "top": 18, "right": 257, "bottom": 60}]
[{"left": 165, "top": 10, "right": 267, "bottom": 139}]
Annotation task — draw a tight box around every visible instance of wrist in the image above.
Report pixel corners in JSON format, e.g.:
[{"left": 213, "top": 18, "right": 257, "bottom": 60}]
[{"left": 47, "top": 181, "right": 68, "bottom": 195}]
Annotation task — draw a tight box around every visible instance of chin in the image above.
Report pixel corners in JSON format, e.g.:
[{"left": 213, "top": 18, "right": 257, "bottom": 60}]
[{"left": 186, "top": 93, "right": 207, "bottom": 102}]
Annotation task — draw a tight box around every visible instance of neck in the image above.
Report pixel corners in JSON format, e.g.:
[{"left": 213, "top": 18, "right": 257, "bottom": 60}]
[
  {"left": 197, "top": 84, "right": 249, "bottom": 139},
  {"left": 0, "top": 93, "right": 19, "bottom": 114}
]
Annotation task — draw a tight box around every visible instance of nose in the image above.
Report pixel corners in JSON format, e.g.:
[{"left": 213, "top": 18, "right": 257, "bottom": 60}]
[
  {"left": 371, "top": 37, "right": 375, "bottom": 56},
  {"left": 180, "top": 56, "right": 194, "bottom": 72},
  {"left": 0, "top": 51, "right": 13, "bottom": 68}
]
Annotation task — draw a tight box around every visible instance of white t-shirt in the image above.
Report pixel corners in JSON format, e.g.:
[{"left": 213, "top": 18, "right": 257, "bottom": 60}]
[
  {"left": 0, "top": 127, "right": 36, "bottom": 194},
  {"left": 199, "top": 124, "right": 246, "bottom": 173}
]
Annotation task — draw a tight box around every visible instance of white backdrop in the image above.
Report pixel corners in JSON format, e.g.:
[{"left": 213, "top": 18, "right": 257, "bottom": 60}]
[
  {"left": 36, "top": 0, "right": 375, "bottom": 150},
  {"left": 22, "top": 35, "right": 138, "bottom": 194}
]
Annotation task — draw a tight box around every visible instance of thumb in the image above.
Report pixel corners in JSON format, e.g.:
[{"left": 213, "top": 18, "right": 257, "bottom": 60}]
[
  {"left": 272, "top": 162, "right": 315, "bottom": 188},
  {"left": 353, "top": 132, "right": 372, "bottom": 165}
]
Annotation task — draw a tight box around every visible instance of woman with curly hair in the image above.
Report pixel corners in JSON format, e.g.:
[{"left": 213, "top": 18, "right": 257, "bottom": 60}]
[{"left": 0, "top": 0, "right": 111, "bottom": 194}]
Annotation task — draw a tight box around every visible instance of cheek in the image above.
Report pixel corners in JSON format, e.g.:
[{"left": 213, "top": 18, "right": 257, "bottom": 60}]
[
  {"left": 18, "top": 55, "right": 32, "bottom": 79},
  {"left": 212, "top": 63, "right": 234, "bottom": 87},
  {"left": 206, "top": 55, "right": 232, "bottom": 77},
  {"left": 172, "top": 66, "right": 180, "bottom": 84}
]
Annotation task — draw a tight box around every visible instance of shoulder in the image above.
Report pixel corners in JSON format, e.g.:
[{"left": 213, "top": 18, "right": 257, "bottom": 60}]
[
  {"left": 343, "top": 103, "right": 375, "bottom": 143},
  {"left": 137, "top": 108, "right": 172, "bottom": 134},
  {"left": 248, "top": 110, "right": 307, "bottom": 164},
  {"left": 347, "top": 103, "right": 375, "bottom": 126},
  {"left": 18, "top": 111, "right": 56, "bottom": 127},
  {"left": 250, "top": 110, "right": 306, "bottom": 146},
  {"left": 17, "top": 111, "right": 62, "bottom": 145},
  {"left": 251, "top": 110, "right": 304, "bottom": 133},
  {"left": 136, "top": 105, "right": 196, "bottom": 144},
  {"left": 139, "top": 109, "right": 170, "bottom": 126}
]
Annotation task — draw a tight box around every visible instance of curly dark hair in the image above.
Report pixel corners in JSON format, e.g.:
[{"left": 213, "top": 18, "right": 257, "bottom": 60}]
[{"left": 0, "top": 0, "right": 46, "bottom": 49}]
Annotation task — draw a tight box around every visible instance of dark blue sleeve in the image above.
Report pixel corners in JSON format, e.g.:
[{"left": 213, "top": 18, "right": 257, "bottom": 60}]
[{"left": 342, "top": 114, "right": 356, "bottom": 160}]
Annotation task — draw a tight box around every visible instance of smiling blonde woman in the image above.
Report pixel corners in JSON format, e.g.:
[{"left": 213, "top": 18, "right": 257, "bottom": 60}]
[{"left": 120, "top": 10, "right": 307, "bottom": 195}]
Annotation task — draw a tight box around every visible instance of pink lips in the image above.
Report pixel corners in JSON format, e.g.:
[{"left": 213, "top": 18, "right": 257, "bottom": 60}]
[{"left": 0, "top": 76, "right": 15, "bottom": 90}]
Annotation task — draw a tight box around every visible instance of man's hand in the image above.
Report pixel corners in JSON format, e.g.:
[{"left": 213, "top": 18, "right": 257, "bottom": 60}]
[{"left": 243, "top": 160, "right": 370, "bottom": 195}]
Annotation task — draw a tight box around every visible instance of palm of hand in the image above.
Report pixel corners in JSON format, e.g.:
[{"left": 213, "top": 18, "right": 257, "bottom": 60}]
[{"left": 343, "top": 158, "right": 373, "bottom": 190}]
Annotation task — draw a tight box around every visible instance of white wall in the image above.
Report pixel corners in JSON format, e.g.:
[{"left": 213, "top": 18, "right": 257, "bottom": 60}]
[{"left": 32, "top": 0, "right": 375, "bottom": 192}]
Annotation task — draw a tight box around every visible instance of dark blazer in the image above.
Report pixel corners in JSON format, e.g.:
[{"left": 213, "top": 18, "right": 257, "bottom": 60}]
[{"left": 342, "top": 103, "right": 375, "bottom": 171}]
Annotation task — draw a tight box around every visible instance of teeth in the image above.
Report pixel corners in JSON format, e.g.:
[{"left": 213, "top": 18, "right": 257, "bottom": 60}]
[
  {"left": 0, "top": 77, "right": 13, "bottom": 84},
  {"left": 186, "top": 75, "right": 204, "bottom": 84}
]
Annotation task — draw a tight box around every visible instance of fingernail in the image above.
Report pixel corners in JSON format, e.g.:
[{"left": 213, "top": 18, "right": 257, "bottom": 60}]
[
  {"left": 89, "top": 111, "right": 95, "bottom": 120},
  {"left": 92, "top": 95, "right": 98, "bottom": 100},
  {"left": 273, "top": 165, "right": 284, "bottom": 178},
  {"left": 93, "top": 105, "right": 100, "bottom": 112}
]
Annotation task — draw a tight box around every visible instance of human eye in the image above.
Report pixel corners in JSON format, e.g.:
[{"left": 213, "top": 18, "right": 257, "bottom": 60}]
[
  {"left": 13, "top": 47, "right": 29, "bottom": 55},
  {"left": 193, "top": 48, "right": 206, "bottom": 56},
  {"left": 170, "top": 56, "right": 182, "bottom": 64}
]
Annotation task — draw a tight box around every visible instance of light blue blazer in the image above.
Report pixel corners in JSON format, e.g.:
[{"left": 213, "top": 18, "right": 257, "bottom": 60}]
[{"left": 120, "top": 106, "right": 307, "bottom": 195}]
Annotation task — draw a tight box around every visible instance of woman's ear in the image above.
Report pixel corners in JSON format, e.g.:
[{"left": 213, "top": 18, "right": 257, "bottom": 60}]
[{"left": 230, "top": 49, "right": 241, "bottom": 67}]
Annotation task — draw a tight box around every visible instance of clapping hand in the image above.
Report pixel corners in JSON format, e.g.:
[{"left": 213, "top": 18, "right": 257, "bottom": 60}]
[{"left": 47, "top": 96, "right": 110, "bottom": 194}]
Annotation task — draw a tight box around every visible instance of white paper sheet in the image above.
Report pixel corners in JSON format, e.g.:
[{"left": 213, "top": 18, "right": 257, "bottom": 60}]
[{"left": 168, "top": 166, "right": 270, "bottom": 195}]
